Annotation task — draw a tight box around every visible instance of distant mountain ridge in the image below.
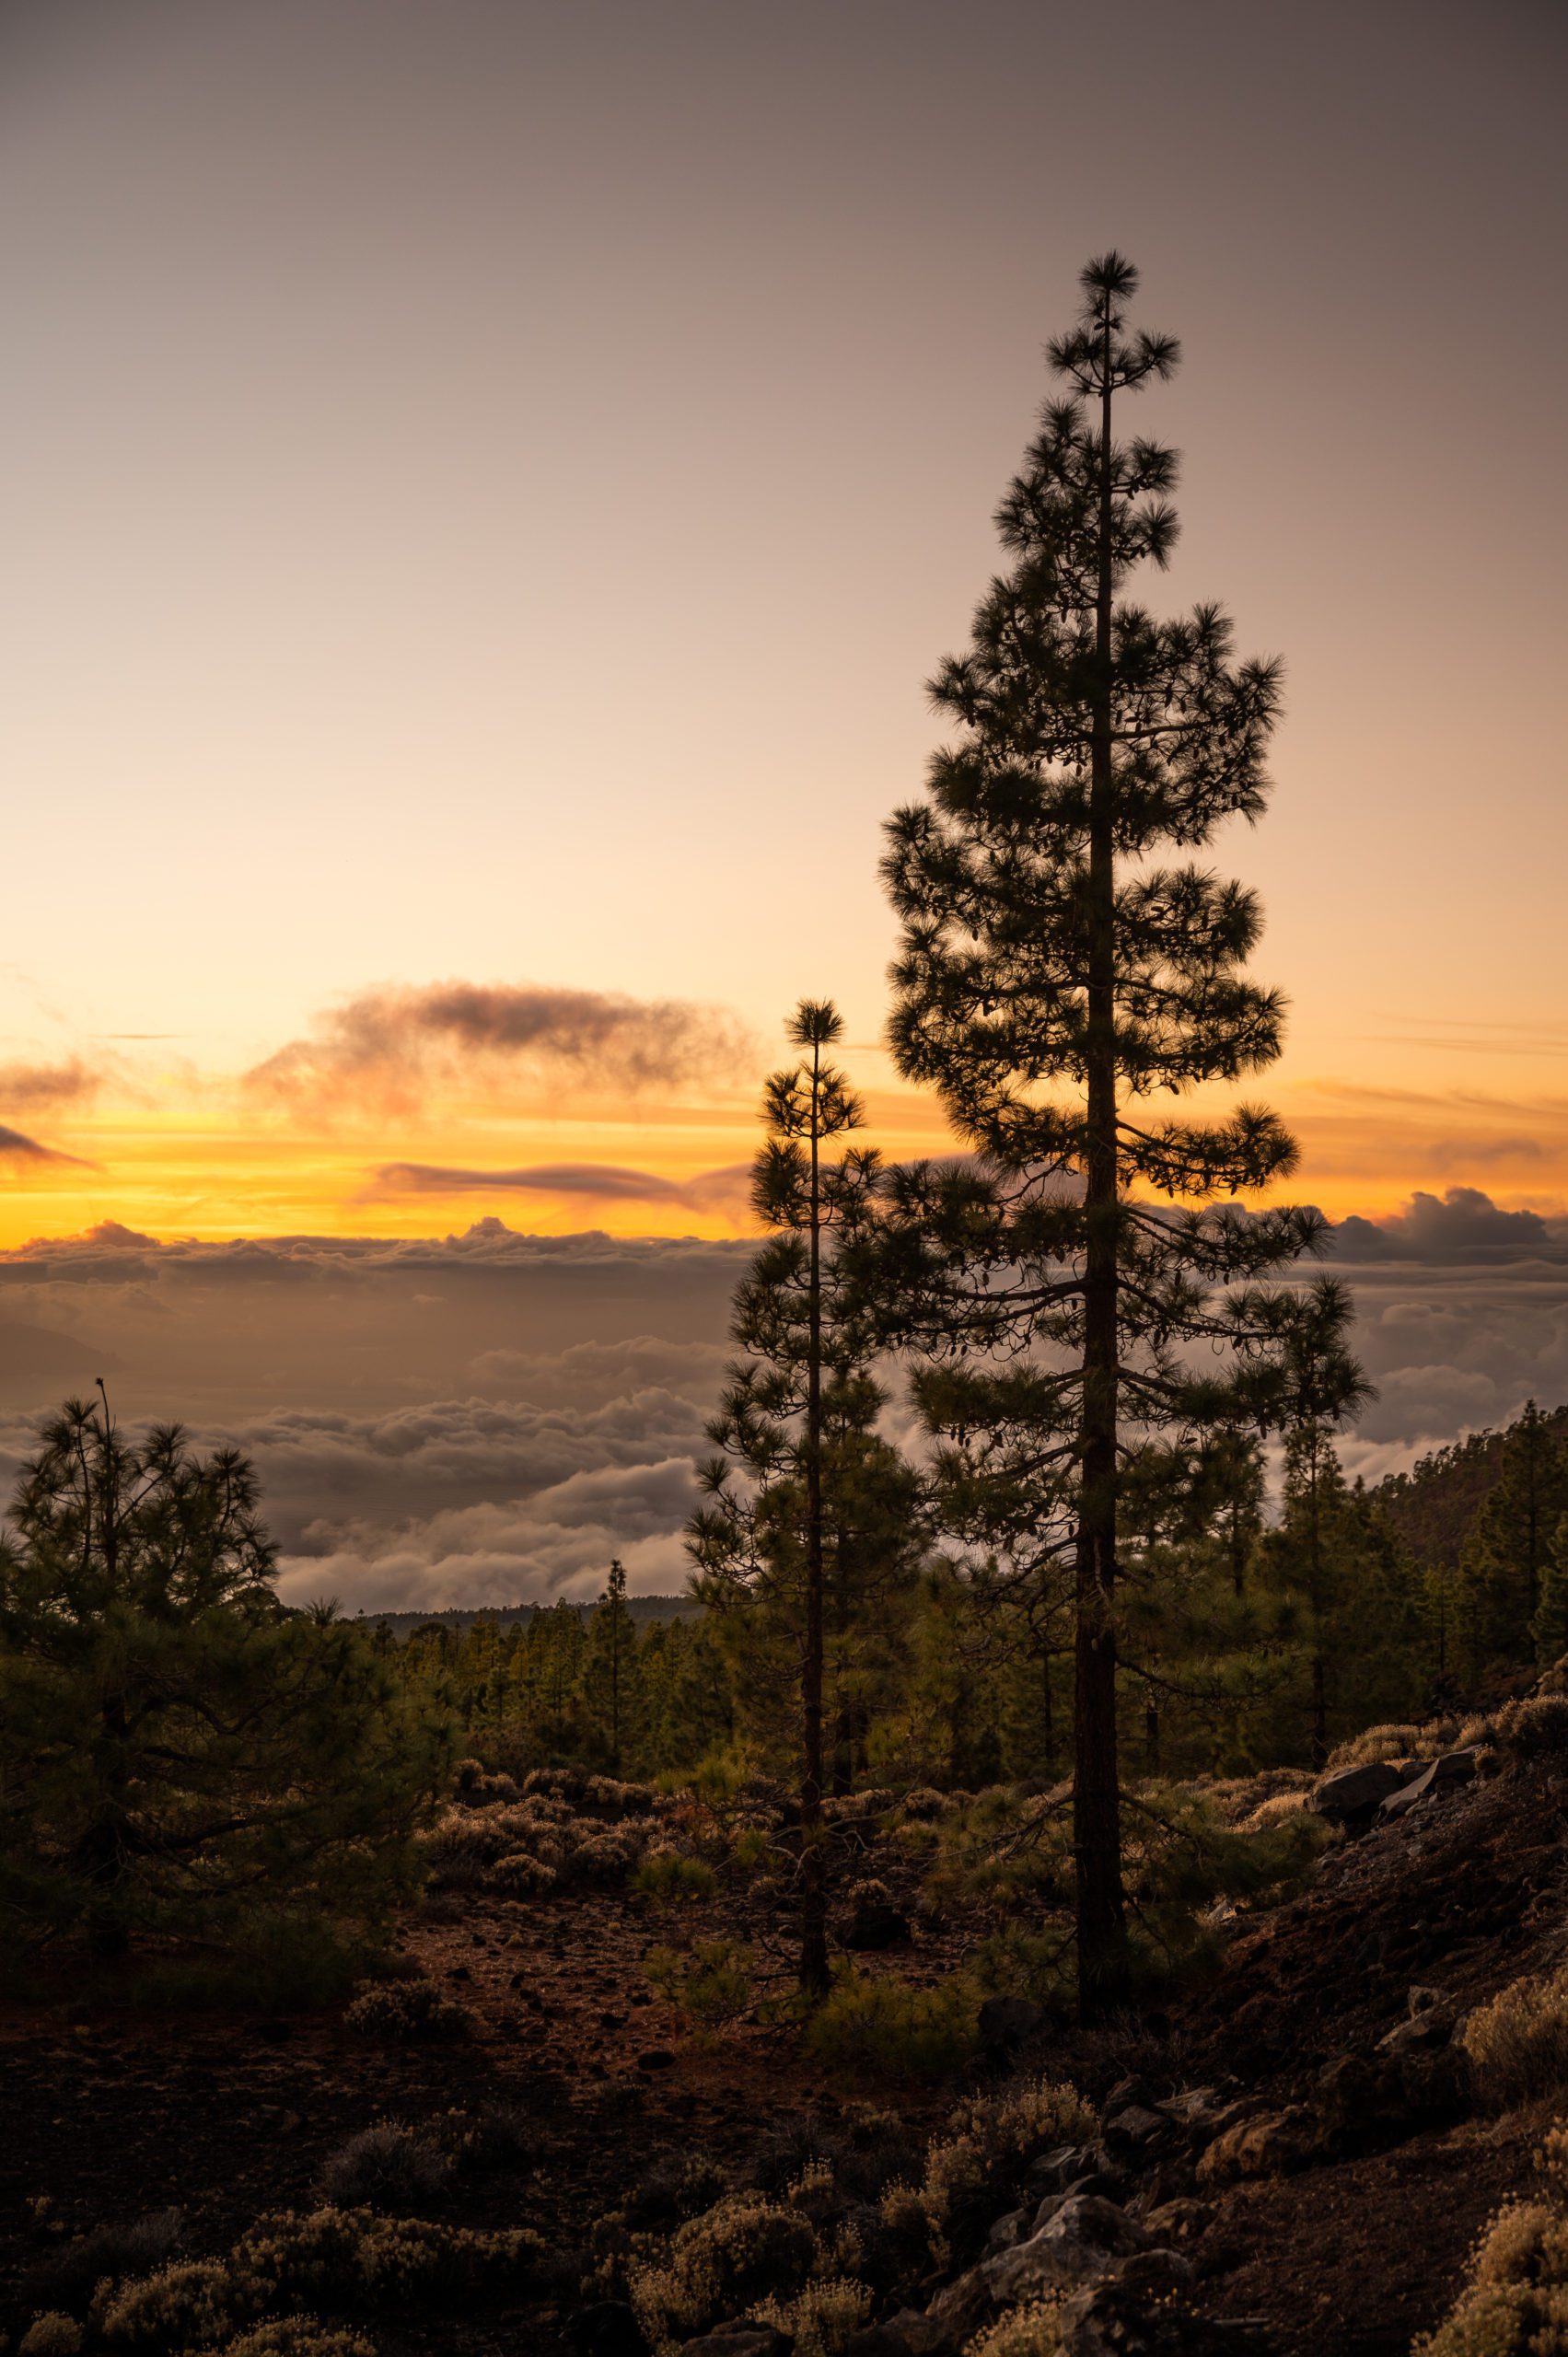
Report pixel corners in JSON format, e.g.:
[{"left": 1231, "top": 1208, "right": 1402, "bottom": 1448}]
[{"left": 359, "top": 1594, "right": 699, "bottom": 1635}]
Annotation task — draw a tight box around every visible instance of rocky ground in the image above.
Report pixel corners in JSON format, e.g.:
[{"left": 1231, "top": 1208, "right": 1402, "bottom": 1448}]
[{"left": 3, "top": 1739, "right": 1565, "bottom": 2357}]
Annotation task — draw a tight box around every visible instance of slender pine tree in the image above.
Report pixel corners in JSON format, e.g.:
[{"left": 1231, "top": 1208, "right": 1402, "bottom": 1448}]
[
  {"left": 875, "top": 253, "right": 1360, "bottom": 2015},
  {"left": 686, "top": 1000, "right": 893, "bottom": 1999},
  {"left": 585, "top": 1560, "right": 639, "bottom": 1771}
]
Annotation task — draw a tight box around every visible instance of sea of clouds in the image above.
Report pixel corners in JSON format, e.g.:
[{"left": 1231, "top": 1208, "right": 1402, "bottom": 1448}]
[{"left": 1, "top": 1189, "right": 1565, "bottom": 1610}]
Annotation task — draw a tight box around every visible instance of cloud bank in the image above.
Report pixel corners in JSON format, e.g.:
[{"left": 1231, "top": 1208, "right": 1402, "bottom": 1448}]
[
  {"left": 0, "top": 1124, "right": 88, "bottom": 1169},
  {"left": 246, "top": 981, "right": 755, "bottom": 1115},
  {"left": 0, "top": 1190, "right": 1564, "bottom": 1608},
  {"left": 0, "top": 1059, "right": 100, "bottom": 1113}
]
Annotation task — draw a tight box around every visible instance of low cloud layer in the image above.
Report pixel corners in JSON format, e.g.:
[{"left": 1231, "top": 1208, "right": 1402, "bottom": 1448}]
[
  {"left": 246, "top": 981, "right": 755, "bottom": 1116},
  {"left": 0, "top": 1059, "right": 100, "bottom": 1114},
  {"left": 372, "top": 1159, "right": 753, "bottom": 1216},
  {"left": 1331, "top": 1186, "right": 1568, "bottom": 1265},
  {"left": 1, "top": 1190, "right": 1565, "bottom": 1608},
  {"left": 0, "top": 1123, "right": 88, "bottom": 1169}
]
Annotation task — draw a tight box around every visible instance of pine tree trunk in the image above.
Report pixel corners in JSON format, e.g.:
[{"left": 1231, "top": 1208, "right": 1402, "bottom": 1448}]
[
  {"left": 1308, "top": 1435, "right": 1329, "bottom": 1768},
  {"left": 1310, "top": 1651, "right": 1328, "bottom": 1771},
  {"left": 830, "top": 1565, "right": 854, "bottom": 1795},
  {"left": 1040, "top": 1644, "right": 1055, "bottom": 1774},
  {"left": 1074, "top": 301, "right": 1129, "bottom": 2025},
  {"left": 799, "top": 1046, "right": 830, "bottom": 2001},
  {"left": 80, "top": 1690, "right": 132, "bottom": 1962}
]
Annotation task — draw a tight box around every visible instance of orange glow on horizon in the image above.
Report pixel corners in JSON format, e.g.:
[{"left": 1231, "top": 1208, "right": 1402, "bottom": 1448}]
[{"left": 3, "top": 1068, "right": 1562, "bottom": 1251}]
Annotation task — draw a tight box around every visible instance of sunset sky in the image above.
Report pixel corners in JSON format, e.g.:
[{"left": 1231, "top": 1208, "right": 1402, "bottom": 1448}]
[{"left": 1, "top": 0, "right": 1563, "bottom": 1250}]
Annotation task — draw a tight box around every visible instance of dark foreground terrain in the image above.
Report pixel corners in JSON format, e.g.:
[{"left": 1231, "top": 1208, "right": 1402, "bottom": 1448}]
[{"left": 4, "top": 1739, "right": 1565, "bottom": 2357}]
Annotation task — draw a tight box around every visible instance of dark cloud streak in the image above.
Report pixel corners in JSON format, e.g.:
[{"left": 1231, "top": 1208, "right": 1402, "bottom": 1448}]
[{"left": 246, "top": 981, "right": 756, "bottom": 1115}]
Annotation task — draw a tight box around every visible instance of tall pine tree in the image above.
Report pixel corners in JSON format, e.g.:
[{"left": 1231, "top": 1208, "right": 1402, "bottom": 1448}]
[{"left": 875, "top": 253, "right": 1358, "bottom": 2014}]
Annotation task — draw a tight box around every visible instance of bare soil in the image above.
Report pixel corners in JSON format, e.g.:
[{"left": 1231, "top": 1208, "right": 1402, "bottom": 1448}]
[{"left": 5, "top": 1761, "right": 1566, "bottom": 2354}]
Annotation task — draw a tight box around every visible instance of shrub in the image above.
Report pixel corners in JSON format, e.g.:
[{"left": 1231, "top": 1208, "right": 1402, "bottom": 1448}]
[
  {"left": 914, "top": 2077, "right": 1094, "bottom": 2257},
  {"left": 1480, "top": 1694, "right": 1568, "bottom": 1759},
  {"left": 1416, "top": 2202, "right": 1568, "bottom": 2354},
  {"left": 199, "top": 2329, "right": 377, "bottom": 2357},
  {"left": 1463, "top": 1970, "right": 1568, "bottom": 2108},
  {"left": 805, "top": 1970, "right": 980, "bottom": 2082},
  {"left": 966, "top": 2299, "right": 1067, "bottom": 2357},
  {"left": 754, "top": 2276, "right": 874, "bottom": 2357},
  {"left": 97, "top": 2260, "right": 232, "bottom": 2347},
  {"left": 316, "top": 2124, "right": 452, "bottom": 2212},
  {"left": 624, "top": 2154, "right": 730, "bottom": 2230},
  {"left": 486, "top": 1851, "right": 558, "bottom": 1898},
  {"left": 343, "top": 1978, "right": 470, "bottom": 2043},
  {"left": 453, "top": 1759, "right": 520, "bottom": 1805},
  {"left": 99, "top": 2208, "right": 541, "bottom": 2349},
  {"left": 1322, "top": 1722, "right": 1434, "bottom": 1772},
  {"left": 629, "top": 2194, "right": 818, "bottom": 2348},
  {"left": 584, "top": 1775, "right": 658, "bottom": 1815},
  {"left": 644, "top": 1939, "right": 752, "bottom": 2033},
  {"left": 26, "top": 2209, "right": 183, "bottom": 2313},
  {"left": 633, "top": 1850, "right": 717, "bottom": 1907},
  {"left": 19, "top": 2318, "right": 85, "bottom": 2357},
  {"left": 453, "top": 2103, "right": 535, "bottom": 2173}
]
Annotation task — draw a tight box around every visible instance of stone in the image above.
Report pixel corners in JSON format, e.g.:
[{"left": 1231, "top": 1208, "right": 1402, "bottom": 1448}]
[
  {"left": 1140, "top": 2196, "right": 1213, "bottom": 2244},
  {"left": 1021, "top": 2144, "right": 1089, "bottom": 2199},
  {"left": 879, "top": 2313, "right": 945, "bottom": 2357},
  {"left": 1102, "top": 2103, "right": 1168, "bottom": 2152},
  {"left": 1102, "top": 2073, "right": 1154, "bottom": 2115},
  {"left": 1310, "top": 1760, "right": 1405, "bottom": 1817},
  {"left": 1157, "top": 2085, "right": 1223, "bottom": 2131},
  {"left": 1116, "top": 2247, "right": 1194, "bottom": 2296},
  {"left": 1377, "top": 1748, "right": 1480, "bottom": 1821},
  {"left": 981, "top": 2193, "right": 1153, "bottom": 2304},
  {"left": 1051, "top": 2282, "right": 1188, "bottom": 2355},
  {"left": 1377, "top": 2007, "right": 1453, "bottom": 2055},
  {"left": 635, "top": 2049, "right": 675, "bottom": 2072},
  {"left": 977, "top": 1994, "right": 1044, "bottom": 2050},
  {"left": 846, "top": 2328, "right": 935, "bottom": 2357},
  {"left": 984, "top": 2207, "right": 1026, "bottom": 2250},
  {"left": 1195, "top": 2107, "right": 1312, "bottom": 2185},
  {"left": 922, "top": 2266, "right": 992, "bottom": 2349}
]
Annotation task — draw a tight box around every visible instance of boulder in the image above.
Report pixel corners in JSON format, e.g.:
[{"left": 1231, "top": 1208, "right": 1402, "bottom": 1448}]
[
  {"left": 1102, "top": 2103, "right": 1169, "bottom": 2154},
  {"left": 1310, "top": 1759, "right": 1405, "bottom": 1817},
  {"left": 1195, "top": 2107, "right": 1312, "bottom": 2185},
  {"left": 922, "top": 2266, "right": 992, "bottom": 2351},
  {"left": 874, "top": 2318, "right": 945, "bottom": 2357},
  {"left": 981, "top": 2192, "right": 1153, "bottom": 2304},
  {"left": 1140, "top": 2197, "right": 1213, "bottom": 2246},
  {"left": 1376, "top": 1748, "right": 1479, "bottom": 1822},
  {"left": 1377, "top": 2006, "right": 1453, "bottom": 2056},
  {"left": 1157, "top": 2086, "right": 1224, "bottom": 2131},
  {"left": 846, "top": 2328, "right": 938, "bottom": 2357},
  {"left": 984, "top": 2206, "right": 1026, "bottom": 2251},
  {"left": 1101, "top": 2073, "right": 1154, "bottom": 2115},
  {"left": 1051, "top": 2282, "right": 1229, "bottom": 2356},
  {"left": 1021, "top": 2143, "right": 1090, "bottom": 2200}
]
